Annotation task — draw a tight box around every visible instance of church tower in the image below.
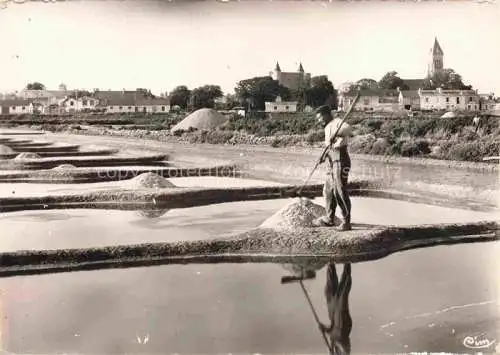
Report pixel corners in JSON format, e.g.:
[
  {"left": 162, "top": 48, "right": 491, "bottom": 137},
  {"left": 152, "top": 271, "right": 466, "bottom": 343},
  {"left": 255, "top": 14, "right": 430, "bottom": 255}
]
[
  {"left": 428, "top": 37, "right": 444, "bottom": 77},
  {"left": 272, "top": 62, "right": 282, "bottom": 81}
]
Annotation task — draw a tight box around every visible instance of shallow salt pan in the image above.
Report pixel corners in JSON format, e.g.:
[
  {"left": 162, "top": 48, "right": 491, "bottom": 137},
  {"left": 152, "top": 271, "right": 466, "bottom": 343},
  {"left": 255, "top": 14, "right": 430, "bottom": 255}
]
[
  {"left": 0, "top": 197, "right": 495, "bottom": 253},
  {"left": 0, "top": 177, "right": 285, "bottom": 198}
]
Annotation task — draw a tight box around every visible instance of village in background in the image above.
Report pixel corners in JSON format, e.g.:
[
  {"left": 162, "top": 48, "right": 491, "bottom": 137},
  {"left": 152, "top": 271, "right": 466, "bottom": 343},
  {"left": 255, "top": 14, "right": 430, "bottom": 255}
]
[{"left": 1, "top": 38, "right": 499, "bottom": 118}]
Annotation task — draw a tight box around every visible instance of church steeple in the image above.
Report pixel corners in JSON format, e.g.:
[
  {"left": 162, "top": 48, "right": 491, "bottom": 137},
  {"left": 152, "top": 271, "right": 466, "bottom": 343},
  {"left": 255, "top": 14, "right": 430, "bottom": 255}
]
[
  {"left": 275, "top": 62, "right": 281, "bottom": 72},
  {"left": 428, "top": 37, "right": 444, "bottom": 77},
  {"left": 298, "top": 62, "right": 304, "bottom": 72},
  {"left": 432, "top": 37, "right": 444, "bottom": 56}
]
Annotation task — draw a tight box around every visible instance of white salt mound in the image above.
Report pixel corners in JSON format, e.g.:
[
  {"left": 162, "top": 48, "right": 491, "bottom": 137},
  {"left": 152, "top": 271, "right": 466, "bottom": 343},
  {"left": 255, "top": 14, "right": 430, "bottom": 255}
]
[
  {"left": 259, "top": 197, "right": 341, "bottom": 230},
  {"left": 170, "top": 108, "right": 229, "bottom": 133},
  {"left": 0, "top": 145, "right": 14, "bottom": 154},
  {"left": 441, "top": 111, "right": 457, "bottom": 118},
  {"left": 14, "top": 152, "right": 41, "bottom": 160},
  {"left": 127, "top": 172, "right": 176, "bottom": 189}
]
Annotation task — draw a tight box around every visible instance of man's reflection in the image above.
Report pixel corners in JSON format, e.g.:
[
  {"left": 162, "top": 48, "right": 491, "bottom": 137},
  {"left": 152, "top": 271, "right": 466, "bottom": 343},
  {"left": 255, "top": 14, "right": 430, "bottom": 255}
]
[
  {"left": 136, "top": 208, "right": 169, "bottom": 219},
  {"left": 280, "top": 260, "right": 353, "bottom": 355},
  {"left": 319, "top": 263, "right": 353, "bottom": 355}
]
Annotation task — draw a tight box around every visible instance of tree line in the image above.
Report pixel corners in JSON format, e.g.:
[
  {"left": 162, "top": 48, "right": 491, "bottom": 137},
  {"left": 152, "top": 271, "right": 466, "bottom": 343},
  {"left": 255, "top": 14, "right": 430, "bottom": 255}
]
[
  {"left": 24, "top": 67, "right": 472, "bottom": 112},
  {"left": 168, "top": 75, "right": 337, "bottom": 112},
  {"left": 342, "top": 68, "right": 472, "bottom": 94}
]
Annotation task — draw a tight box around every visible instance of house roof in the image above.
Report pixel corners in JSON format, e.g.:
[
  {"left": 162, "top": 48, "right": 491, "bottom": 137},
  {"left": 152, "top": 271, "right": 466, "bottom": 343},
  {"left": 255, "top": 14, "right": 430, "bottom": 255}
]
[
  {"left": 99, "top": 96, "right": 170, "bottom": 107},
  {"left": 93, "top": 90, "right": 149, "bottom": 99},
  {"left": 344, "top": 88, "right": 399, "bottom": 97},
  {"left": 402, "top": 79, "right": 425, "bottom": 90},
  {"left": 267, "top": 101, "right": 298, "bottom": 105},
  {"left": 20, "top": 90, "right": 68, "bottom": 99},
  {"left": 400, "top": 90, "right": 420, "bottom": 98},
  {"left": 0, "top": 99, "right": 32, "bottom": 106},
  {"left": 137, "top": 98, "right": 171, "bottom": 106}
]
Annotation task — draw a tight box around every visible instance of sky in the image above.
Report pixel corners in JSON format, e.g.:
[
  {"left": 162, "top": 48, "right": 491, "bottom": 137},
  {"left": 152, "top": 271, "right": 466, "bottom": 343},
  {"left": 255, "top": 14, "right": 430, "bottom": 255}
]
[{"left": 0, "top": 0, "right": 499, "bottom": 96}]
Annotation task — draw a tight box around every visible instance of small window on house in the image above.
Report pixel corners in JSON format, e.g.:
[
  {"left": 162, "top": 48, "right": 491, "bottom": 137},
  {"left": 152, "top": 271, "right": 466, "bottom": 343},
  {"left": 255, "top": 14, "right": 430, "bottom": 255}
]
[
  {"left": 22, "top": 106, "right": 26, "bottom": 110},
  {"left": 128, "top": 106, "right": 132, "bottom": 110},
  {"left": 90, "top": 100, "right": 94, "bottom": 106},
  {"left": 161, "top": 106, "right": 165, "bottom": 111},
  {"left": 363, "top": 99, "right": 369, "bottom": 105},
  {"left": 469, "top": 97, "right": 473, "bottom": 102},
  {"left": 285, "top": 106, "right": 289, "bottom": 110},
  {"left": 11, "top": 106, "right": 15, "bottom": 110},
  {"left": 425, "top": 98, "right": 429, "bottom": 102},
  {"left": 274, "top": 106, "right": 277, "bottom": 110},
  {"left": 70, "top": 101, "right": 74, "bottom": 106},
  {"left": 446, "top": 97, "right": 449, "bottom": 103},
  {"left": 120, "top": 106, "right": 124, "bottom": 110},
  {"left": 83, "top": 100, "right": 88, "bottom": 106},
  {"left": 456, "top": 97, "right": 460, "bottom": 104}
]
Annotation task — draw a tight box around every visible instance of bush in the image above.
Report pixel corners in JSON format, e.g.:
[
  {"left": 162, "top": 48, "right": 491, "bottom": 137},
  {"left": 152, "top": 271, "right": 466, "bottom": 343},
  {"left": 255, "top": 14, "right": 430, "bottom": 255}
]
[
  {"left": 350, "top": 134, "right": 376, "bottom": 154},
  {"left": 364, "top": 118, "right": 383, "bottom": 132},
  {"left": 306, "top": 129, "right": 324, "bottom": 145},
  {"left": 270, "top": 137, "right": 282, "bottom": 148},
  {"left": 399, "top": 139, "right": 431, "bottom": 157},
  {"left": 370, "top": 138, "right": 389, "bottom": 155},
  {"left": 446, "top": 140, "right": 499, "bottom": 162}
]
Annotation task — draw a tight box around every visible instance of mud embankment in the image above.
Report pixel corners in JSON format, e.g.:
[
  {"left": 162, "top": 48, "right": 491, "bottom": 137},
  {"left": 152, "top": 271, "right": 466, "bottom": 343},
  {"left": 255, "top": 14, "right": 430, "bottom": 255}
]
[{"left": 55, "top": 125, "right": 499, "bottom": 173}]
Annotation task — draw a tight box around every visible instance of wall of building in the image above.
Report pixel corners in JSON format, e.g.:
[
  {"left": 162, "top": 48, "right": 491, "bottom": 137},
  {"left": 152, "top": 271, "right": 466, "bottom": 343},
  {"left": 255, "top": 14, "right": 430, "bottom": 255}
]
[
  {"left": 276, "top": 72, "right": 310, "bottom": 91},
  {"left": 106, "top": 105, "right": 136, "bottom": 113},
  {"left": 106, "top": 105, "right": 170, "bottom": 114},
  {"left": 8, "top": 104, "right": 33, "bottom": 115},
  {"left": 420, "top": 90, "right": 480, "bottom": 111},
  {"left": 265, "top": 102, "right": 298, "bottom": 112},
  {"left": 400, "top": 96, "right": 421, "bottom": 110}
]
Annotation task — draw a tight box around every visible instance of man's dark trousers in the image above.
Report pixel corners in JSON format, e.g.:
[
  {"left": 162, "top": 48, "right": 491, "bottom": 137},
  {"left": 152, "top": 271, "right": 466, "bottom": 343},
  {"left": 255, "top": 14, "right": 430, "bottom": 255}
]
[{"left": 324, "top": 146, "right": 351, "bottom": 226}]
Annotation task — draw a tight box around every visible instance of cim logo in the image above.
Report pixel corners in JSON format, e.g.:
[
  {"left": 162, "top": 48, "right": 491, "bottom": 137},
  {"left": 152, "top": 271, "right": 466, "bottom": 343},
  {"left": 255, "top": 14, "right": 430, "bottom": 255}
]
[{"left": 463, "top": 333, "right": 497, "bottom": 350}]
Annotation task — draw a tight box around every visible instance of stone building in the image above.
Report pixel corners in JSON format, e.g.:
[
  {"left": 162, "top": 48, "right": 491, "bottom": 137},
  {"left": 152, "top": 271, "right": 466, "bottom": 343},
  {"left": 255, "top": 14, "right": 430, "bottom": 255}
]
[
  {"left": 264, "top": 96, "right": 298, "bottom": 113},
  {"left": 270, "top": 62, "right": 311, "bottom": 91}
]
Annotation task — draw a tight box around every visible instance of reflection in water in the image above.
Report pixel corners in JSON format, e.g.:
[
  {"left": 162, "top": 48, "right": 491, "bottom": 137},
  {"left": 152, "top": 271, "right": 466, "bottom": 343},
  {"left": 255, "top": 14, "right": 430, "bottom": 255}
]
[
  {"left": 320, "top": 263, "right": 353, "bottom": 355},
  {"left": 135, "top": 208, "right": 169, "bottom": 219},
  {"left": 280, "top": 259, "right": 328, "bottom": 280},
  {"left": 282, "top": 261, "right": 353, "bottom": 355}
]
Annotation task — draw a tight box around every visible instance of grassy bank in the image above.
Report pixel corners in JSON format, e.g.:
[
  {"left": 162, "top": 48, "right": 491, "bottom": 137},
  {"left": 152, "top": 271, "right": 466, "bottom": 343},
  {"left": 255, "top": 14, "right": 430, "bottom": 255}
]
[
  {"left": 3, "top": 111, "right": 499, "bottom": 163},
  {"left": 216, "top": 112, "right": 500, "bottom": 162}
]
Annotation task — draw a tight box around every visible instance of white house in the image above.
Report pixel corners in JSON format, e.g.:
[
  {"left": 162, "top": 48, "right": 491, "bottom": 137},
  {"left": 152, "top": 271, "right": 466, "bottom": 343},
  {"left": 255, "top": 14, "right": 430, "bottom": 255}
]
[
  {"left": 62, "top": 96, "right": 99, "bottom": 113},
  {"left": 419, "top": 88, "right": 480, "bottom": 111},
  {"left": 0, "top": 99, "right": 34, "bottom": 115},
  {"left": 399, "top": 90, "right": 421, "bottom": 111},
  {"left": 479, "top": 94, "right": 497, "bottom": 112},
  {"left": 339, "top": 89, "right": 402, "bottom": 112},
  {"left": 265, "top": 96, "right": 298, "bottom": 113},
  {"left": 103, "top": 96, "right": 171, "bottom": 114}
]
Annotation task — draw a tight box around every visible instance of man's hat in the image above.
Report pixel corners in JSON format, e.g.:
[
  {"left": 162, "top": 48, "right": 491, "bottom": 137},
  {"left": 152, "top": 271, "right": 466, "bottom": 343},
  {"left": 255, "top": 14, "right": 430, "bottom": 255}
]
[{"left": 315, "top": 105, "right": 332, "bottom": 116}]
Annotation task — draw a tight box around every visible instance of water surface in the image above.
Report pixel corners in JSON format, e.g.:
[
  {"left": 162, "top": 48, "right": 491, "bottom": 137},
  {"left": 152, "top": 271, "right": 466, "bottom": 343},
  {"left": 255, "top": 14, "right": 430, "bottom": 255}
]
[{"left": 0, "top": 242, "right": 498, "bottom": 354}]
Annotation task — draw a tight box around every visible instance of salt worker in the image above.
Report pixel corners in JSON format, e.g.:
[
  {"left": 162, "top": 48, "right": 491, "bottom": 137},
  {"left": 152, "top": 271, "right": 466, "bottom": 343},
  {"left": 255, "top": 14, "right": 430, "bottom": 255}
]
[
  {"left": 313, "top": 105, "right": 352, "bottom": 231},
  {"left": 319, "top": 263, "right": 353, "bottom": 355}
]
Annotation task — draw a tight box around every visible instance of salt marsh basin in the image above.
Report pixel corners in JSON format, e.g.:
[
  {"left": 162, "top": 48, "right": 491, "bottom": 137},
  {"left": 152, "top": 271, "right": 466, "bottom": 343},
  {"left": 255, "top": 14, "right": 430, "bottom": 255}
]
[{"left": 0, "top": 182, "right": 498, "bottom": 353}]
